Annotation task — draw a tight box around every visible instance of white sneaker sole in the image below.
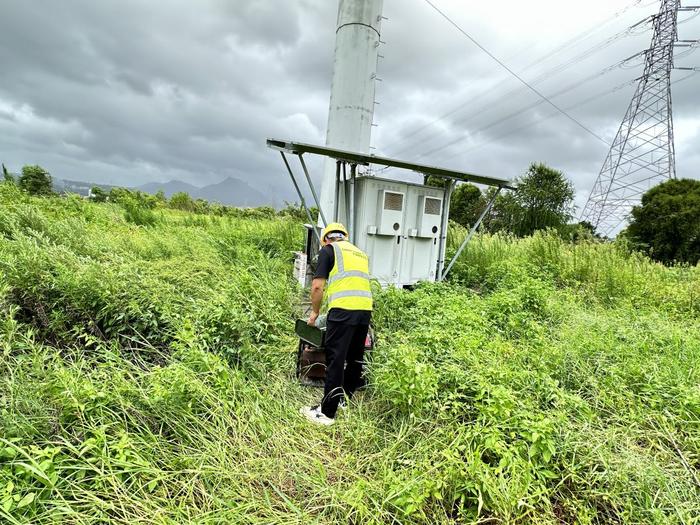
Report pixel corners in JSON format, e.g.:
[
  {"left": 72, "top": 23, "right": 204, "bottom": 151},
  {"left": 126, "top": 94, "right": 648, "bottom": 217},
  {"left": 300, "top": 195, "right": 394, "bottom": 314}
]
[{"left": 300, "top": 407, "right": 335, "bottom": 426}]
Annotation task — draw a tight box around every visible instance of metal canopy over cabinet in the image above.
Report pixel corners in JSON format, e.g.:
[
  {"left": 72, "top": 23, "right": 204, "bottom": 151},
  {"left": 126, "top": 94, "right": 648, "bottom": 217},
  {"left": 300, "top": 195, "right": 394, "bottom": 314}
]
[
  {"left": 268, "top": 138, "right": 516, "bottom": 287},
  {"left": 268, "top": 140, "right": 516, "bottom": 189}
]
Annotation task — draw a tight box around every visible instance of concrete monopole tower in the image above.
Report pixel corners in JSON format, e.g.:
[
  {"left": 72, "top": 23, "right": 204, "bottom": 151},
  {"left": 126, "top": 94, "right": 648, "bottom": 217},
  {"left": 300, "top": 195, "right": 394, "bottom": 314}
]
[{"left": 318, "top": 0, "right": 384, "bottom": 226}]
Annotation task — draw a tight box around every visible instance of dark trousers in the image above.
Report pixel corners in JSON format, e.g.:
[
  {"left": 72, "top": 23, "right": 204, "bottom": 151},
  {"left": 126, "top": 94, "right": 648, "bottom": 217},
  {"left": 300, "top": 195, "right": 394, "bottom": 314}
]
[{"left": 321, "top": 321, "right": 369, "bottom": 418}]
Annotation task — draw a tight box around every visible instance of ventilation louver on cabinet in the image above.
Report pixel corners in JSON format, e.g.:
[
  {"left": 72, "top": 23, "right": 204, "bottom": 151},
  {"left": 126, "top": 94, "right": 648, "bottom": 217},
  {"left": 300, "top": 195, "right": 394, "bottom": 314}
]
[
  {"left": 383, "top": 191, "right": 404, "bottom": 211},
  {"left": 424, "top": 197, "right": 441, "bottom": 216}
]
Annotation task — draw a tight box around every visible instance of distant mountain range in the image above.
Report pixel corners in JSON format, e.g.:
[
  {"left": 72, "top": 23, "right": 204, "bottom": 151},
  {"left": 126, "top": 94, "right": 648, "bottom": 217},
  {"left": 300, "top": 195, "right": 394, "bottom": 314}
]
[
  {"left": 52, "top": 176, "right": 275, "bottom": 208},
  {"left": 136, "top": 177, "right": 270, "bottom": 207},
  {"left": 137, "top": 179, "right": 200, "bottom": 197}
]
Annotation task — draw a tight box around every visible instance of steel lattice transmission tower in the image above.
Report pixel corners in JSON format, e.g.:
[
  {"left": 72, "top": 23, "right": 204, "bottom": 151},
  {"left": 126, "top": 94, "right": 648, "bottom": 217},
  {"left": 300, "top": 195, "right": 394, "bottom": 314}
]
[{"left": 581, "top": 0, "right": 683, "bottom": 236}]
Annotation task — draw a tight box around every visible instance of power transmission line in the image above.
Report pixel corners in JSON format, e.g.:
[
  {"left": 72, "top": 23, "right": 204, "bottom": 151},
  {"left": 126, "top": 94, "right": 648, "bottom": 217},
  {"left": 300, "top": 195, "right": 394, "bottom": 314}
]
[
  {"left": 440, "top": 72, "right": 695, "bottom": 164},
  {"left": 399, "top": 52, "right": 645, "bottom": 163},
  {"left": 404, "top": 3, "right": 698, "bottom": 170},
  {"left": 380, "top": 0, "right": 653, "bottom": 155},
  {"left": 382, "top": 1, "right": 684, "bottom": 177},
  {"left": 380, "top": 2, "right": 639, "bottom": 171},
  {"left": 378, "top": 0, "right": 697, "bottom": 188},
  {"left": 419, "top": 0, "right": 610, "bottom": 146}
]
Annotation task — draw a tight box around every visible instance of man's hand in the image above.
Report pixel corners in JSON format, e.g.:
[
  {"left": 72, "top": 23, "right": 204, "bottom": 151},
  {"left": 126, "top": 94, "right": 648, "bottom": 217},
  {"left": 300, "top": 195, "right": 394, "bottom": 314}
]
[{"left": 307, "top": 311, "right": 319, "bottom": 327}]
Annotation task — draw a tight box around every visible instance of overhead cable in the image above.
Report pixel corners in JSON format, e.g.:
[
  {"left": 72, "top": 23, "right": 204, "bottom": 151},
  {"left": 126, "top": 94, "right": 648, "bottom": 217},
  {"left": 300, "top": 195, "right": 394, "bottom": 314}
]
[
  {"left": 389, "top": 48, "right": 646, "bottom": 163},
  {"left": 441, "top": 72, "right": 696, "bottom": 164},
  {"left": 410, "top": 58, "right": 640, "bottom": 162},
  {"left": 381, "top": 0, "right": 652, "bottom": 155},
  {"left": 421, "top": 0, "right": 609, "bottom": 146}
]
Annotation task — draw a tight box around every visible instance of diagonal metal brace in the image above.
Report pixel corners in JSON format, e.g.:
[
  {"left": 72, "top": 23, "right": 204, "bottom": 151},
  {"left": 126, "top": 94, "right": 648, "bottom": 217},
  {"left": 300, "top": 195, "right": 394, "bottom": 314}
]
[
  {"left": 280, "top": 151, "right": 321, "bottom": 246},
  {"left": 441, "top": 187, "right": 502, "bottom": 280},
  {"left": 297, "top": 153, "right": 328, "bottom": 226}
]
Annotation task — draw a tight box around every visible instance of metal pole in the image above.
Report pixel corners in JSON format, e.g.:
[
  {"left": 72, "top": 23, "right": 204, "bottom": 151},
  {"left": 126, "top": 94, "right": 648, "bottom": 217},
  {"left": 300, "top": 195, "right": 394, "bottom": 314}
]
[
  {"left": 334, "top": 161, "right": 341, "bottom": 222},
  {"left": 441, "top": 187, "right": 502, "bottom": 280},
  {"left": 280, "top": 151, "right": 321, "bottom": 246},
  {"left": 349, "top": 164, "right": 357, "bottom": 243},
  {"left": 436, "top": 179, "right": 455, "bottom": 280},
  {"left": 297, "top": 153, "right": 327, "bottom": 226},
  {"left": 343, "top": 163, "right": 350, "bottom": 228}
]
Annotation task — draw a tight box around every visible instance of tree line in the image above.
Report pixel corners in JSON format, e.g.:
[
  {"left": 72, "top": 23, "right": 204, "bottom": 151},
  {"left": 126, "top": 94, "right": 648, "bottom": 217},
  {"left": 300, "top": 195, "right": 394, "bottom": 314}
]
[
  {"left": 2, "top": 163, "right": 310, "bottom": 221},
  {"left": 3, "top": 161, "right": 698, "bottom": 265},
  {"left": 432, "top": 162, "right": 700, "bottom": 266},
  {"left": 428, "top": 163, "right": 587, "bottom": 239}
]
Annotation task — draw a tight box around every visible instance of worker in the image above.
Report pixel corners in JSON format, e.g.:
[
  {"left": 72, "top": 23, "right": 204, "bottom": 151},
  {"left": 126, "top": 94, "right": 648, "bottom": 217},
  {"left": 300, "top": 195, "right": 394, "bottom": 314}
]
[{"left": 301, "top": 223, "right": 373, "bottom": 426}]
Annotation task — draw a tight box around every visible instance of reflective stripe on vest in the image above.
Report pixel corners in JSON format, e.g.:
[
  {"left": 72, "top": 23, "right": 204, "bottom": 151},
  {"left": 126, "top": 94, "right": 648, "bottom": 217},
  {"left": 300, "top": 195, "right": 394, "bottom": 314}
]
[
  {"left": 326, "top": 241, "right": 373, "bottom": 311},
  {"left": 328, "top": 289, "right": 373, "bottom": 303},
  {"left": 328, "top": 270, "right": 371, "bottom": 285}
]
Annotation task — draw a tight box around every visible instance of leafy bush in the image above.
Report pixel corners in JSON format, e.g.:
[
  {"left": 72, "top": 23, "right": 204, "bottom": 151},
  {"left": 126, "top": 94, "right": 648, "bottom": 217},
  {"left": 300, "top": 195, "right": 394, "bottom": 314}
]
[
  {"left": 89, "top": 186, "right": 108, "bottom": 202},
  {"left": 122, "top": 198, "right": 160, "bottom": 226},
  {"left": 485, "top": 163, "right": 575, "bottom": 236},
  {"left": 446, "top": 228, "right": 699, "bottom": 317},
  {"left": 626, "top": 178, "right": 700, "bottom": 265},
  {"left": 169, "top": 191, "right": 195, "bottom": 212},
  {"left": 17, "top": 165, "right": 52, "bottom": 196}
]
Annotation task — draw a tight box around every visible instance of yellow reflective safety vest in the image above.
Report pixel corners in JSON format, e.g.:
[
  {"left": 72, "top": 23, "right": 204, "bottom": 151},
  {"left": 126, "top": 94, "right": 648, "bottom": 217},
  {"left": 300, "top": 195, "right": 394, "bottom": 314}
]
[{"left": 326, "top": 240, "right": 373, "bottom": 311}]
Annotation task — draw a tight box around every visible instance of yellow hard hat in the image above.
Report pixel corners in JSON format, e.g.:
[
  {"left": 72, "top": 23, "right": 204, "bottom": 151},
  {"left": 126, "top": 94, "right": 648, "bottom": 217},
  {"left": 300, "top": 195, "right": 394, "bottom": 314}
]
[{"left": 321, "top": 222, "right": 348, "bottom": 243}]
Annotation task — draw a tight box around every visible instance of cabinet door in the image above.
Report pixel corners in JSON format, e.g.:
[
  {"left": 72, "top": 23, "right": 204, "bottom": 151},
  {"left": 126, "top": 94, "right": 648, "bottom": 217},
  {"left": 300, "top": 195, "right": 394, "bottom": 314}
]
[{"left": 370, "top": 234, "right": 403, "bottom": 286}]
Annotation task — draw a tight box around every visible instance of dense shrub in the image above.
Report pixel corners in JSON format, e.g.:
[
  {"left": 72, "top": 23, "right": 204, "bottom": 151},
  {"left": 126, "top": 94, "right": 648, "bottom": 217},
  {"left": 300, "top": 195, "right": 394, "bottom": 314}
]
[
  {"left": 17, "top": 165, "right": 52, "bottom": 196},
  {"left": 626, "top": 178, "right": 700, "bottom": 265},
  {"left": 446, "top": 227, "right": 699, "bottom": 318},
  {"left": 122, "top": 198, "right": 160, "bottom": 226}
]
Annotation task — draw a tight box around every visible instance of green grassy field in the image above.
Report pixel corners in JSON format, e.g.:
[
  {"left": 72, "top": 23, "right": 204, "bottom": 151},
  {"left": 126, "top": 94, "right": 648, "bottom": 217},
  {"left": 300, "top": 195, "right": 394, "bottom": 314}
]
[{"left": 1, "top": 181, "right": 699, "bottom": 524}]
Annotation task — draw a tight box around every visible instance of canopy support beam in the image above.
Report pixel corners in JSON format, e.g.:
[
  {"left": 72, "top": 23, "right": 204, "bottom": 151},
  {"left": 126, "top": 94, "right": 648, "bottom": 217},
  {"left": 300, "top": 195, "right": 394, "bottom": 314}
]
[
  {"left": 297, "top": 153, "right": 327, "bottom": 227},
  {"left": 436, "top": 180, "right": 455, "bottom": 280},
  {"left": 280, "top": 151, "right": 321, "bottom": 246},
  {"left": 441, "top": 187, "right": 501, "bottom": 281}
]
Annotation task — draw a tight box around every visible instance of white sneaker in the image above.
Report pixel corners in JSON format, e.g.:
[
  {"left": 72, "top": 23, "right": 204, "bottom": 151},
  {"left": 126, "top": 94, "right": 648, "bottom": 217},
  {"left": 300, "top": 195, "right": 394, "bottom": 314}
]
[{"left": 300, "top": 405, "right": 335, "bottom": 426}]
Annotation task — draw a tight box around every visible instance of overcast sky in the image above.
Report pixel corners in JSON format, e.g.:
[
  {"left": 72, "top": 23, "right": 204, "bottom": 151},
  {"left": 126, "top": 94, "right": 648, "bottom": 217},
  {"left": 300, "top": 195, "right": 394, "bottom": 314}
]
[{"left": 0, "top": 0, "right": 698, "bottom": 210}]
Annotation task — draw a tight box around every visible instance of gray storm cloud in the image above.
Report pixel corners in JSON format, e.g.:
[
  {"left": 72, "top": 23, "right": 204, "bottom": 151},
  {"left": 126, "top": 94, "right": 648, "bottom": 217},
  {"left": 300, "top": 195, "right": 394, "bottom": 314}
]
[{"left": 0, "top": 0, "right": 697, "bottom": 210}]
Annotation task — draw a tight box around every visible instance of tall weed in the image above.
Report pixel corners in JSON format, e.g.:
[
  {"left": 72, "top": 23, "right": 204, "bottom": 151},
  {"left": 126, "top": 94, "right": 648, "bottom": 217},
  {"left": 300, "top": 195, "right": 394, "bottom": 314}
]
[{"left": 447, "top": 228, "right": 699, "bottom": 317}]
